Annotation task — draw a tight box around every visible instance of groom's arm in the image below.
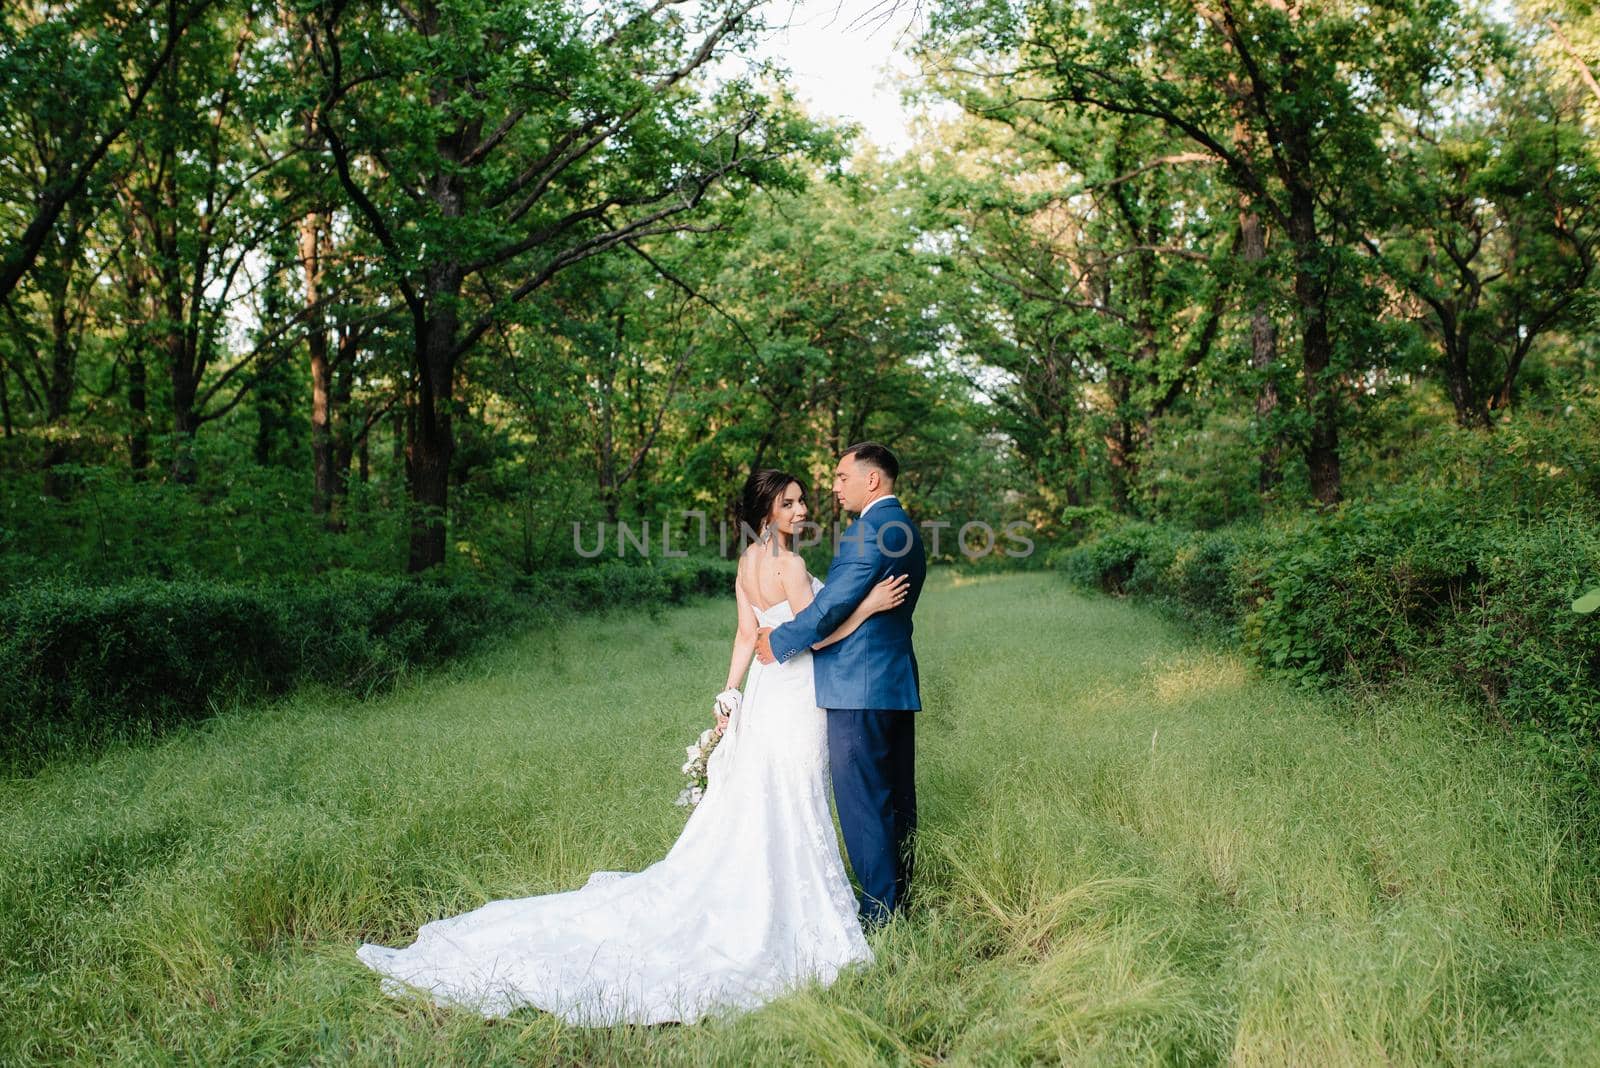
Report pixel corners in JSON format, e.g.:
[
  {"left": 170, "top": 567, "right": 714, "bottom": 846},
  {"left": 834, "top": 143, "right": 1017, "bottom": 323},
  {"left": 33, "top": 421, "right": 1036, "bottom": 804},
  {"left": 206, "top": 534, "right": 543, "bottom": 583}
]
[{"left": 766, "top": 536, "right": 880, "bottom": 663}]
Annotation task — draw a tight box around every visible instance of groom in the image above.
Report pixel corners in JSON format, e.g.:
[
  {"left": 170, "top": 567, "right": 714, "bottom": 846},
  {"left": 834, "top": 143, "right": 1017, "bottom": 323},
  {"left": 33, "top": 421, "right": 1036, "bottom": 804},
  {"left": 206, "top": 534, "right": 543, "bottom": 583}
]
[{"left": 755, "top": 442, "right": 926, "bottom": 928}]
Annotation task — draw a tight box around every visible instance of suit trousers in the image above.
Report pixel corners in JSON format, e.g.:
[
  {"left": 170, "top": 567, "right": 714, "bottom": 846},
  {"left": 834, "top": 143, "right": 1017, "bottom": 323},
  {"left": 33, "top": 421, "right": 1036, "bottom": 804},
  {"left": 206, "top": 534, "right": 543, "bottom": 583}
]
[{"left": 826, "top": 707, "right": 917, "bottom": 926}]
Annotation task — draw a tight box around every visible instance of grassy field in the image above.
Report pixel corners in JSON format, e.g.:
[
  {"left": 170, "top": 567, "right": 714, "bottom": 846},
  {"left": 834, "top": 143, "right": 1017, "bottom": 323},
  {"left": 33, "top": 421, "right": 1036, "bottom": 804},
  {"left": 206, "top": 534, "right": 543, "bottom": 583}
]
[{"left": 4, "top": 569, "right": 1600, "bottom": 1065}]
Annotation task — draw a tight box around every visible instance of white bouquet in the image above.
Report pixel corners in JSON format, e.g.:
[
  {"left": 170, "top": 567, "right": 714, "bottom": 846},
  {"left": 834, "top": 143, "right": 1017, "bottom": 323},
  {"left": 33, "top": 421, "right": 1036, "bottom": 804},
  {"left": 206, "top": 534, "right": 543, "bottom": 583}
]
[
  {"left": 676, "top": 688, "right": 738, "bottom": 808},
  {"left": 675, "top": 724, "right": 723, "bottom": 808}
]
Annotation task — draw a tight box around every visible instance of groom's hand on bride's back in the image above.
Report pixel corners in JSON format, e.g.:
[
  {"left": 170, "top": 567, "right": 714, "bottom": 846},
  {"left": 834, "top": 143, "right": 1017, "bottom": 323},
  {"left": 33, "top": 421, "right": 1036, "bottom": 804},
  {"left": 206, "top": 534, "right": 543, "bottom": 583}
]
[{"left": 755, "top": 627, "right": 775, "bottom": 664}]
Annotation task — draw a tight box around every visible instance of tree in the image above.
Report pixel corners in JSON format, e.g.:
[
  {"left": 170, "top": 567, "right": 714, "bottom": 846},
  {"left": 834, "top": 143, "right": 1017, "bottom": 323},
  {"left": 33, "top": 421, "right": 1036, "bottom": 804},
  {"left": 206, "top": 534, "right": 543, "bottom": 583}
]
[
  {"left": 298, "top": 0, "right": 829, "bottom": 570},
  {"left": 674, "top": 156, "right": 963, "bottom": 532},
  {"left": 0, "top": 0, "right": 219, "bottom": 305},
  {"left": 0, "top": 194, "right": 113, "bottom": 494},
  {"left": 113, "top": 1, "right": 309, "bottom": 480},
  {"left": 912, "top": 98, "right": 1231, "bottom": 514},
  {"left": 1373, "top": 74, "right": 1600, "bottom": 426},
  {"left": 923, "top": 0, "right": 1477, "bottom": 504}
]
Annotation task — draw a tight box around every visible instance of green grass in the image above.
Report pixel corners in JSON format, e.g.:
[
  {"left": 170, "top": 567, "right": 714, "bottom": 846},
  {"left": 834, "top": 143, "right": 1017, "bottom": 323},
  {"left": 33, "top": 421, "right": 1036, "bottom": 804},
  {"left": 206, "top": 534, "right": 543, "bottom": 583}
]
[{"left": 4, "top": 570, "right": 1600, "bottom": 1064}]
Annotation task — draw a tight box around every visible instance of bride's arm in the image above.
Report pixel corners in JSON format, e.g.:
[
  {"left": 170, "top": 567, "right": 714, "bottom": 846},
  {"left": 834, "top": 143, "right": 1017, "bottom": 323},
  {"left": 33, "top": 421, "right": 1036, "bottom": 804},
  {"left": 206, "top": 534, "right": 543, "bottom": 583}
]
[
  {"left": 725, "top": 573, "right": 757, "bottom": 690},
  {"left": 813, "top": 573, "right": 910, "bottom": 650}
]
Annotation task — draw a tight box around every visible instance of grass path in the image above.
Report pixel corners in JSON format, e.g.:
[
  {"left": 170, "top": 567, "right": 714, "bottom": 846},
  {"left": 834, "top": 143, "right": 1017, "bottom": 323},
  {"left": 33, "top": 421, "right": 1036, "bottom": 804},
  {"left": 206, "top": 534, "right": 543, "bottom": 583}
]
[{"left": 4, "top": 570, "right": 1600, "bottom": 1064}]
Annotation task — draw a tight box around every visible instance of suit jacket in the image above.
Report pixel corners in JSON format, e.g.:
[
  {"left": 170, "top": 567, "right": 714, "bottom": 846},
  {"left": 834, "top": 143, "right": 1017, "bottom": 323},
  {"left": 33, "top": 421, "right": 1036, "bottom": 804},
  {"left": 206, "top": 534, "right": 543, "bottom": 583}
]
[{"left": 767, "top": 496, "right": 925, "bottom": 710}]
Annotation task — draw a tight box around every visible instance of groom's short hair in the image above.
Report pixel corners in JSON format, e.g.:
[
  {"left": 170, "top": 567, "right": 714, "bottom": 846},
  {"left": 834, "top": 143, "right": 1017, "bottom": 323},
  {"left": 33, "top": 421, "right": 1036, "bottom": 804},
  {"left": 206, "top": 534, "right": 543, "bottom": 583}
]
[{"left": 843, "top": 441, "right": 899, "bottom": 483}]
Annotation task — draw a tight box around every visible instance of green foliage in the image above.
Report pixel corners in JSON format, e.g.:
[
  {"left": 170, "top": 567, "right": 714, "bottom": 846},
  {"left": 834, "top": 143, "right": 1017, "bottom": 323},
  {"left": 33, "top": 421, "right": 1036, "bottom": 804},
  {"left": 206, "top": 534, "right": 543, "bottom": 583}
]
[
  {"left": 1053, "top": 519, "right": 1173, "bottom": 597},
  {"left": 0, "top": 455, "right": 409, "bottom": 586},
  {"left": 1372, "top": 65, "right": 1600, "bottom": 428},
  {"left": 508, "top": 556, "right": 736, "bottom": 611},
  {"left": 1057, "top": 486, "right": 1600, "bottom": 742},
  {"left": 0, "top": 573, "right": 507, "bottom": 771},
  {"left": 1132, "top": 412, "right": 1267, "bottom": 528},
  {"left": 0, "top": 556, "right": 737, "bottom": 774}
]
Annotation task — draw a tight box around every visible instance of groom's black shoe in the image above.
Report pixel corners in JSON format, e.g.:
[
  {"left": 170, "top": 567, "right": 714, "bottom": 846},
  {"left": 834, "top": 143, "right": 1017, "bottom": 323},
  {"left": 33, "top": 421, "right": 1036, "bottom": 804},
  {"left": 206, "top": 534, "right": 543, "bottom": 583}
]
[
  {"left": 859, "top": 889, "right": 913, "bottom": 935},
  {"left": 861, "top": 907, "right": 908, "bottom": 937},
  {"left": 858, "top": 892, "right": 890, "bottom": 932}
]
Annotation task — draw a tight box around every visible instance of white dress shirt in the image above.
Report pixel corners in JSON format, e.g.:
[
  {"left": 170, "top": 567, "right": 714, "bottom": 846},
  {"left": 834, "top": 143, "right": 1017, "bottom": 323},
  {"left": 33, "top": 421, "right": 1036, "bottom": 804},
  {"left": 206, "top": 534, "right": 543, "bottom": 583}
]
[{"left": 856, "top": 493, "right": 897, "bottom": 519}]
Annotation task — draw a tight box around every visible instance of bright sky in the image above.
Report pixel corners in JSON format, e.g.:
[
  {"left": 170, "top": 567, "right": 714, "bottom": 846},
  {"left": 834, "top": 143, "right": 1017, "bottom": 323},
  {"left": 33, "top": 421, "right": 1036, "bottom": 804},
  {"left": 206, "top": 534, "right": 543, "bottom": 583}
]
[{"left": 744, "top": 1, "right": 932, "bottom": 155}]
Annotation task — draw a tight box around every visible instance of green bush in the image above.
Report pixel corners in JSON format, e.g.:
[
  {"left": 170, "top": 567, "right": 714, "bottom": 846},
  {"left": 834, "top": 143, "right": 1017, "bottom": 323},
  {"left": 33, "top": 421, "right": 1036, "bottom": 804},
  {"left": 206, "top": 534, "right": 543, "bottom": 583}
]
[
  {"left": 1165, "top": 524, "right": 1271, "bottom": 633},
  {"left": 1235, "top": 493, "right": 1600, "bottom": 737},
  {"left": 1052, "top": 494, "right": 1600, "bottom": 742},
  {"left": 0, "top": 557, "right": 737, "bottom": 773},
  {"left": 1052, "top": 521, "right": 1179, "bottom": 597},
  {"left": 1443, "top": 515, "right": 1600, "bottom": 731},
  {"left": 1237, "top": 492, "right": 1489, "bottom": 687}
]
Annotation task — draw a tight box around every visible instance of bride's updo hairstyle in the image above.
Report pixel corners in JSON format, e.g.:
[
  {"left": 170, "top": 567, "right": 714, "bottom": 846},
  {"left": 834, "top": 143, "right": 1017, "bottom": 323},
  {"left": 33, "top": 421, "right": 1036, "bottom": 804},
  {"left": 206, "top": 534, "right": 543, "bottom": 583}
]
[{"left": 740, "top": 468, "right": 808, "bottom": 539}]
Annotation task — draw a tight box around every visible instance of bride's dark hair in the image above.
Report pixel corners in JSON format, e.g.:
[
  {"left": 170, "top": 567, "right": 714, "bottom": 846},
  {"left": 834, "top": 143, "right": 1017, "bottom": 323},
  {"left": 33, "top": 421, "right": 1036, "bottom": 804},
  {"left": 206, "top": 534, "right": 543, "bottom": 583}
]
[{"left": 740, "top": 469, "right": 808, "bottom": 536}]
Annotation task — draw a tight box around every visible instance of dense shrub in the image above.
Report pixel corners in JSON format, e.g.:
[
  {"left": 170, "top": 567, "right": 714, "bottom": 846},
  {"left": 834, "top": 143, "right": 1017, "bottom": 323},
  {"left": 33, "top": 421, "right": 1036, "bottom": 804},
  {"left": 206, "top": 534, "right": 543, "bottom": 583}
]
[
  {"left": 1439, "top": 516, "right": 1600, "bottom": 730},
  {"left": 1053, "top": 493, "right": 1600, "bottom": 740},
  {"left": 1163, "top": 524, "right": 1273, "bottom": 632},
  {"left": 0, "top": 462, "right": 410, "bottom": 586},
  {"left": 511, "top": 556, "right": 735, "bottom": 609},
  {"left": 1050, "top": 520, "right": 1179, "bottom": 597},
  {"left": 1131, "top": 411, "right": 1269, "bottom": 528},
  {"left": 0, "top": 557, "right": 737, "bottom": 773}
]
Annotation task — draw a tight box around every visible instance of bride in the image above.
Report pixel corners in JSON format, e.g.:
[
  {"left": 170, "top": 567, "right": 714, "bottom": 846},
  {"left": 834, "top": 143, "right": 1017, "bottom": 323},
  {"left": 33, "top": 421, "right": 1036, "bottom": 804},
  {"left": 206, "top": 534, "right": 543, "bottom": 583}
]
[{"left": 355, "top": 469, "right": 912, "bottom": 1026}]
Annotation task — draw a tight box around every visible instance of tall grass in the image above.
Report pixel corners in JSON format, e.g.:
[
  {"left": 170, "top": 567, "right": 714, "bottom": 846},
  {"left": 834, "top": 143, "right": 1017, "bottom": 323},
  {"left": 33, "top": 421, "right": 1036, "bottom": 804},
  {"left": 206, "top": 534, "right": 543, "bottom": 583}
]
[{"left": 4, "top": 571, "right": 1599, "bottom": 1064}]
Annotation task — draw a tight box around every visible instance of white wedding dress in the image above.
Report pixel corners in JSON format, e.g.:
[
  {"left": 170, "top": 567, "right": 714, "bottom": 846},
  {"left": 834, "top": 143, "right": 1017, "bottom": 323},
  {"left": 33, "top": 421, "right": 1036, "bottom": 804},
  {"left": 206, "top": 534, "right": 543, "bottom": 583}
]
[{"left": 355, "top": 575, "right": 872, "bottom": 1025}]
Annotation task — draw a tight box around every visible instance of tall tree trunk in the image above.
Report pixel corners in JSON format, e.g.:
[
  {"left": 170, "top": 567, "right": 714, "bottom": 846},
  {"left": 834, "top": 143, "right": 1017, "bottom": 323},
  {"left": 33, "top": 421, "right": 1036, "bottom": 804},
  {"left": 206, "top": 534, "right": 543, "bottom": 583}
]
[
  {"left": 118, "top": 196, "right": 153, "bottom": 474},
  {"left": 1103, "top": 370, "right": 1135, "bottom": 513},
  {"left": 1239, "top": 206, "right": 1283, "bottom": 492},
  {"left": 167, "top": 312, "right": 200, "bottom": 483},
  {"left": 330, "top": 335, "right": 355, "bottom": 530},
  {"left": 42, "top": 302, "right": 76, "bottom": 498},
  {"left": 153, "top": 157, "right": 201, "bottom": 484},
  {"left": 1439, "top": 318, "right": 1492, "bottom": 429},
  {"left": 0, "top": 363, "right": 12, "bottom": 438},
  {"left": 406, "top": 266, "right": 462, "bottom": 571},
  {"left": 128, "top": 355, "right": 149, "bottom": 474},
  {"left": 1287, "top": 193, "right": 1341, "bottom": 505},
  {"left": 402, "top": 34, "right": 475, "bottom": 572},
  {"left": 125, "top": 259, "right": 150, "bottom": 474},
  {"left": 303, "top": 212, "right": 336, "bottom": 519},
  {"left": 41, "top": 202, "right": 85, "bottom": 498}
]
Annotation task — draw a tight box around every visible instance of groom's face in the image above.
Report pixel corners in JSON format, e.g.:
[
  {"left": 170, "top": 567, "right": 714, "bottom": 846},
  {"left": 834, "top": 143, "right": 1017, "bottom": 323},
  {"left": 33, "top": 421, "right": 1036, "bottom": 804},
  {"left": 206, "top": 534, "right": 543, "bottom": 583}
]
[{"left": 833, "top": 456, "right": 874, "bottom": 514}]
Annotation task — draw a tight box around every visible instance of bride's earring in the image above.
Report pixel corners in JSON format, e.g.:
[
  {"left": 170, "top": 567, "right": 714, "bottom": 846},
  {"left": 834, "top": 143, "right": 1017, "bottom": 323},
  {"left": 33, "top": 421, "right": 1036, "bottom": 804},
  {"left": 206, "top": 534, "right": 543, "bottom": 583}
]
[{"left": 759, "top": 523, "right": 773, "bottom": 546}]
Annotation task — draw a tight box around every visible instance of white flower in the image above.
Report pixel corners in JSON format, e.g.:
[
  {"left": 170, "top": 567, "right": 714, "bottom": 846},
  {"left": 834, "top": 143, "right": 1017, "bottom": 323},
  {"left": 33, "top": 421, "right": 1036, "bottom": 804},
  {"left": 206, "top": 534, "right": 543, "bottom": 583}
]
[
  {"left": 698, "top": 728, "right": 714, "bottom": 747},
  {"left": 686, "top": 744, "right": 699, "bottom": 760},
  {"left": 689, "top": 786, "right": 704, "bottom": 805},
  {"left": 681, "top": 760, "right": 696, "bottom": 775},
  {"left": 675, "top": 789, "right": 692, "bottom": 807}
]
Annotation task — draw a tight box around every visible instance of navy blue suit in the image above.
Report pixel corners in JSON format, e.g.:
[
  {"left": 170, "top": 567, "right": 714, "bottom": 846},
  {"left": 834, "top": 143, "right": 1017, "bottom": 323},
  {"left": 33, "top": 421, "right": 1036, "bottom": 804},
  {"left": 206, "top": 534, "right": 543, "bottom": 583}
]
[{"left": 767, "top": 495, "right": 925, "bottom": 924}]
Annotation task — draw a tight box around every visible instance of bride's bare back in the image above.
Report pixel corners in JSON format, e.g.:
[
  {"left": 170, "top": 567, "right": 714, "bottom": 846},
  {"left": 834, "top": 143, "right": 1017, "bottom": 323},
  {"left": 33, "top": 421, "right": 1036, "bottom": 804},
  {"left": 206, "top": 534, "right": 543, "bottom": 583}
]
[
  {"left": 737, "top": 539, "right": 910, "bottom": 665},
  {"left": 738, "top": 542, "right": 812, "bottom": 612}
]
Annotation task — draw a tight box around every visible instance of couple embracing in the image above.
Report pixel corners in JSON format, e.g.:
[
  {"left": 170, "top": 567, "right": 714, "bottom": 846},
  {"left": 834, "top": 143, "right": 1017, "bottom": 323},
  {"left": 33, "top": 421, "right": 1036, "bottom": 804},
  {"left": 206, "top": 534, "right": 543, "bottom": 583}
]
[{"left": 357, "top": 442, "right": 927, "bottom": 1026}]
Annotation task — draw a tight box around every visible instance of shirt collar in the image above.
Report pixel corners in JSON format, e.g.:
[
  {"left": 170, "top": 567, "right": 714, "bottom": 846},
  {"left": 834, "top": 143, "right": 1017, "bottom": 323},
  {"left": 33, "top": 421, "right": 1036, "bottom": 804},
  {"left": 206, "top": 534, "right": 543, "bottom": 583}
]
[{"left": 857, "top": 493, "right": 897, "bottom": 518}]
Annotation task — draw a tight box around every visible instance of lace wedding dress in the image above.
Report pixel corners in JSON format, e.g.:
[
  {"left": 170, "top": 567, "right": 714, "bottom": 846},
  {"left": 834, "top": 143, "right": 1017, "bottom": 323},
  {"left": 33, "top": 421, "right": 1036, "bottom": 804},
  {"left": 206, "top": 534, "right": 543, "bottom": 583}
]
[{"left": 356, "top": 574, "right": 872, "bottom": 1025}]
